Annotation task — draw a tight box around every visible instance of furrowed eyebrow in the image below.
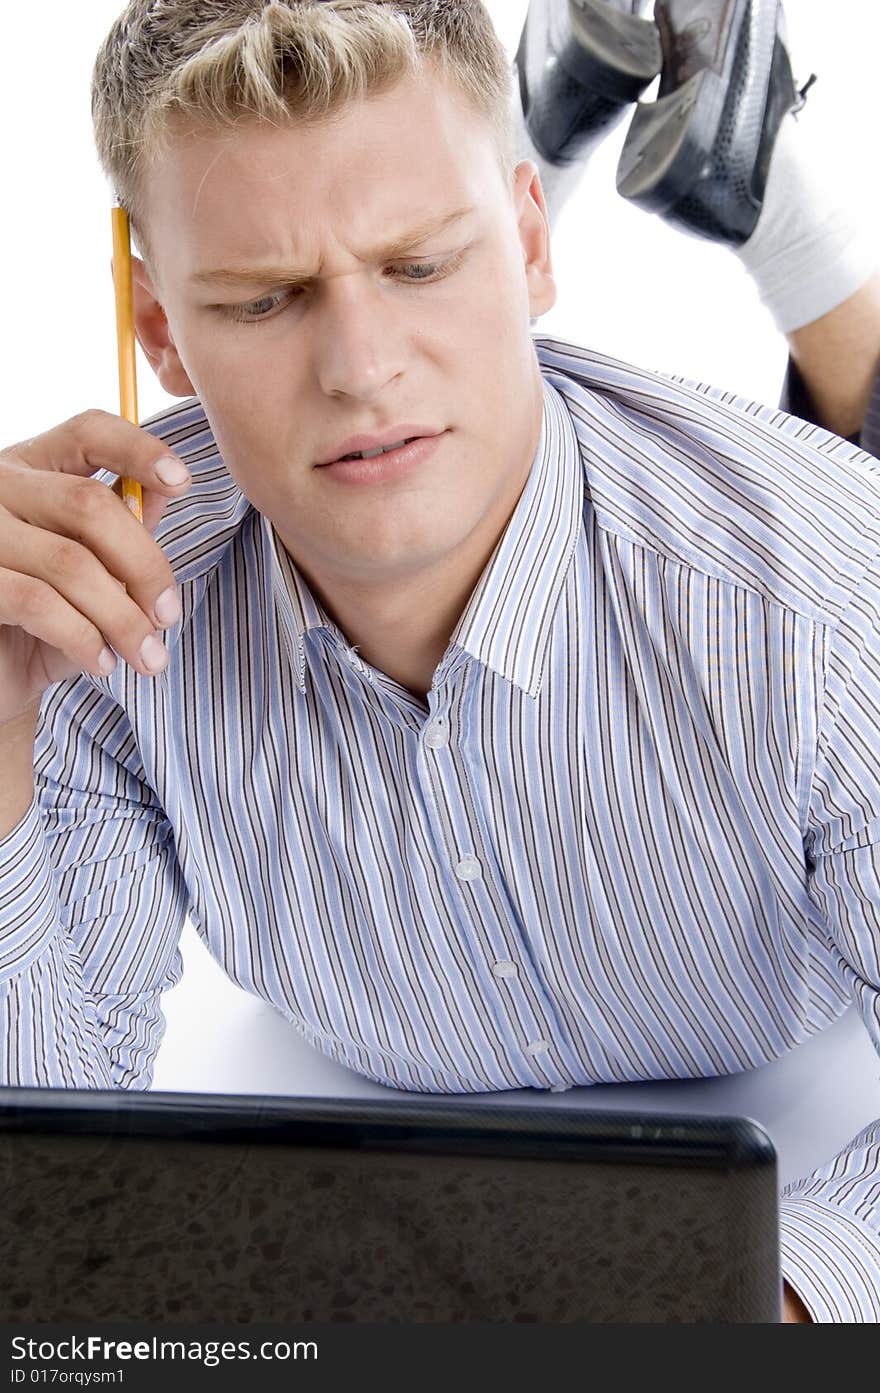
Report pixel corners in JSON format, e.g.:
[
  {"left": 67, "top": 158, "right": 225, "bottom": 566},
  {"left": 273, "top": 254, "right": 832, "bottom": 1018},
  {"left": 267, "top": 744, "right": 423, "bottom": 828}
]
[{"left": 189, "top": 205, "right": 475, "bottom": 289}]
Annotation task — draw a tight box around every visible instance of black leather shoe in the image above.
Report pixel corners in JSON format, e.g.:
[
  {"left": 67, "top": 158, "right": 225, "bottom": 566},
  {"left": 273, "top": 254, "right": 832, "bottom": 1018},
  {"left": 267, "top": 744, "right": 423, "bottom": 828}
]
[
  {"left": 516, "top": 0, "right": 662, "bottom": 167},
  {"left": 615, "top": 0, "right": 809, "bottom": 244}
]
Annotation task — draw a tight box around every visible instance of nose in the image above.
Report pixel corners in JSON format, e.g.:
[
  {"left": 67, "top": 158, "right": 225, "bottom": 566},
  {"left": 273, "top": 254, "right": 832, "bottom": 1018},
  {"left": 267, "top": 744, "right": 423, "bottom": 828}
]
[{"left": 312, "top": 275, "right": 406, "bottom": 402}]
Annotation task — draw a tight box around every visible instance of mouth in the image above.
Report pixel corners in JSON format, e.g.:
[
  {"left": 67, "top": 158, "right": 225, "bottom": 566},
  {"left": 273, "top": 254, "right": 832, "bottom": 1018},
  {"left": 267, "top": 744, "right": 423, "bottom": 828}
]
[
  {"left": 335, "top": 436, "right": 420, "bottom": 463},
  {"left": 317, "top": 426, "right": 442, "bottom": 468},
  {"left": 343, "top": 434, "right": 423, "bottom": 462},
  {"left": 315, "top": 431, "right": 446, "bottom": 485}
]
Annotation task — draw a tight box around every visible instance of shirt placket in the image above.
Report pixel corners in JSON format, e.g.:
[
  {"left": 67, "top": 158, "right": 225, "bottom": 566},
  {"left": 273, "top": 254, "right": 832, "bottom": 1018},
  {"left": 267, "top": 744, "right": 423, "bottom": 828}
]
[{"left": 417, "top": 667, "right": 575, "bottom": 1091}]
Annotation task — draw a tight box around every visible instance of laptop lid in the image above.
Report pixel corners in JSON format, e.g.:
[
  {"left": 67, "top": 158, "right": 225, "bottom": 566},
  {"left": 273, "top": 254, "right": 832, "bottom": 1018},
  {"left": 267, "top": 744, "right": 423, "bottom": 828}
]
[{"left": 0, "top": 1088, "right": 781, "bottom": 1323}]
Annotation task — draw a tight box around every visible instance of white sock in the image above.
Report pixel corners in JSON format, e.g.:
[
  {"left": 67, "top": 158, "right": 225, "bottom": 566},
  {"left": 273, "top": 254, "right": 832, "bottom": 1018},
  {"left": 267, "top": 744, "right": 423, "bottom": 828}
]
[{"left": 736, "top": 106, "right": 879, "bottom": 334}]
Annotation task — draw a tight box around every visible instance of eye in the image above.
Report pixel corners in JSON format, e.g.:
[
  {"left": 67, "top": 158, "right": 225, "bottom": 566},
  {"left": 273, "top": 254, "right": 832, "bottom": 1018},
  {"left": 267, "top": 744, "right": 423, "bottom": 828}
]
[
  {"left": 392, "top": 262, "right": 443, "bottom": 280},
  {"left": 225, "top": 287, "right": 301, "bottom": 324},
  {"left": 385, "top": 254, "right": 464, "bottom": 283}
]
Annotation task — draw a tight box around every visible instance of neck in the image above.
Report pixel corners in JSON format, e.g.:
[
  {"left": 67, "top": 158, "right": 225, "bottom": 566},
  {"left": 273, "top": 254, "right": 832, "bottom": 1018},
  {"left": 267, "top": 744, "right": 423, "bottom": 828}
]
[{"left": 296, "top": 538, "right": 498, "bottom": 705}]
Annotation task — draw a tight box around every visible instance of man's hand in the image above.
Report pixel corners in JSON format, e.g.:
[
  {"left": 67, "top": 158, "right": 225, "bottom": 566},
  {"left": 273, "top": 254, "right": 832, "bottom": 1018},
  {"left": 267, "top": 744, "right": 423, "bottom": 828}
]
[
  {"left": 0, "top": 410, "right": 191, "bottom": 728},
  {"left": 783, "top": 1280, "right": 813, "bottom": 1323}
]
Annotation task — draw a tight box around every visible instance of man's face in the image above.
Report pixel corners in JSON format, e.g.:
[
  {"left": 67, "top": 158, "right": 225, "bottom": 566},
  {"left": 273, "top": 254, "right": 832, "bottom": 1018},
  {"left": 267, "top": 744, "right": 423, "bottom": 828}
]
[{"left": 134, "top": 66, "right": 555, "bottom": 596}]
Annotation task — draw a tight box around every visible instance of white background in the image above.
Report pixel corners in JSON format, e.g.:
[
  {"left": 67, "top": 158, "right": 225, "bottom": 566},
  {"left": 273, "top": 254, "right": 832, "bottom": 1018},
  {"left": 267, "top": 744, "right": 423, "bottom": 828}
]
[{"left": 1, "top": 1, "right": 878, "bottom": 1090}]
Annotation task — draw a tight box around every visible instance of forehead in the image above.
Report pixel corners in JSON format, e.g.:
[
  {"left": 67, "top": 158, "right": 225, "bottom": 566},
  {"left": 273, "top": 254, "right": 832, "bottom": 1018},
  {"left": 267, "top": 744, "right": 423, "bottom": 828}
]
[{"left": 143, "top": 70, "right": 507, "bottom": 278}]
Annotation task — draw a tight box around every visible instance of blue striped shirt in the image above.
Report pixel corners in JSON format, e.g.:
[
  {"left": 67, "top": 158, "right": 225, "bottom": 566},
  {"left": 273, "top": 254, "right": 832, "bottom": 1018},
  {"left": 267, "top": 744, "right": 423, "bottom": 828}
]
[{"left": 2, "top": 335, "right": 880, "bottom": 1321}]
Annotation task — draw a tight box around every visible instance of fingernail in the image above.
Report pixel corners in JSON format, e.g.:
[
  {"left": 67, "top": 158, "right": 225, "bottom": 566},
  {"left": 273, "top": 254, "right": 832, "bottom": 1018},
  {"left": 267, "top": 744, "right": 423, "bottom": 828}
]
[
  {"left": 139, "top": 633, "right": 169, "bottom": 673},
  {"left": 97, "top": 646, "right": 117, "bottom": 676},
  {"left": 155, "top": 456, "right": 190, "bottom": 486},
  {"left": 154, "top": 586, "right": 181, "bottom": 627}
]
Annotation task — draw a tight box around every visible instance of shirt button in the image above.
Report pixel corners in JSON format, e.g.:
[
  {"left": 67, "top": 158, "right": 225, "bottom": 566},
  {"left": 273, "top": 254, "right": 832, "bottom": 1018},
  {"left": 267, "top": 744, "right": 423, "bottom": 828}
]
[
  {"left": 492, "top": 961, "right": 518, "bottom": 979},
  {"left": 550, "top": 1084, "right": 571, "bottom": 1093},
  {"left": 424, "top": 721, "right": 449, "bottom": 749},
  {"left": 525, "top": 1039, "right": 551, "bottom": 1056},
  {"left": 455, "top": 855, "right": 482, "bottom": 881}
]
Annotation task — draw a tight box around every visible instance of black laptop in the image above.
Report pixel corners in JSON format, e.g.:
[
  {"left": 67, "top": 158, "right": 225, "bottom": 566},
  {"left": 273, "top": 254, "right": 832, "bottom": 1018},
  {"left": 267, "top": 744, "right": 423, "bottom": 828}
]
[{"left": 0, "top": 1088, "right": 781, "bottom": 1323}]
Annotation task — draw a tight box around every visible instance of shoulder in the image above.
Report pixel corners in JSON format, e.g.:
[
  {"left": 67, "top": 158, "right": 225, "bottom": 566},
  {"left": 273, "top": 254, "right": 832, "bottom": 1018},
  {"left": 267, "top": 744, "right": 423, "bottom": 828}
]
[
  {"left": 536, "top": 335, "right": 880, "bottom": 625},
  {"left": 122, "top": 396, "right": 255, "bottom": 586}
]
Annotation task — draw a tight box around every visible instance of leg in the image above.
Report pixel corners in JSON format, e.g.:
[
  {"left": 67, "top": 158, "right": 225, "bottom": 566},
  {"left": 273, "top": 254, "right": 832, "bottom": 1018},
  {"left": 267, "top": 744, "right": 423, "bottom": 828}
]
[
  {"left": 517, "top": 0, "right": 880, "bottom": 441},
  {"left": 611, "top": 0, "right": 879, "bottom": 440},
  {"left": 785, "top": 276, "right": 880, "bottom": 442},
  {"left": 734, "top": 105, "right": 880, "bottom": 440}
]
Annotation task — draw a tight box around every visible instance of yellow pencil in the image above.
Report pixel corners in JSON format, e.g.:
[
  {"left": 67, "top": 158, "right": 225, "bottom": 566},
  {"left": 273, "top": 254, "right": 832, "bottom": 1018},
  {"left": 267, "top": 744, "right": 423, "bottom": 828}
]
[{"left": 110, "top": 204, "right": 143, "bottom": 523}]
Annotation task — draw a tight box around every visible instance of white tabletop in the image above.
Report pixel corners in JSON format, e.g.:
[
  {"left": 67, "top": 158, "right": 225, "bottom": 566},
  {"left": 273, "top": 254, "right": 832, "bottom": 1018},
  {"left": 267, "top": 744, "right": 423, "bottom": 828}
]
[{"left": 154, "top": 922, "right": 880, "bottom": 1189}]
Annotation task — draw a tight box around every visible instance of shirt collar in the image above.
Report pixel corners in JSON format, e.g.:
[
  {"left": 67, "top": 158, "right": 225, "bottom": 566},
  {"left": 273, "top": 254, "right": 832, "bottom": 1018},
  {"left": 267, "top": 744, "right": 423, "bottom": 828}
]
[
  {"left": 263, "top": 515, "right": 333, "bottom": 694},
  {"left": 263, "top": 376, "right": 583, "bottom": 699},
  {"left": 448, "top": 377, "right": 583, "bottom": 697}
]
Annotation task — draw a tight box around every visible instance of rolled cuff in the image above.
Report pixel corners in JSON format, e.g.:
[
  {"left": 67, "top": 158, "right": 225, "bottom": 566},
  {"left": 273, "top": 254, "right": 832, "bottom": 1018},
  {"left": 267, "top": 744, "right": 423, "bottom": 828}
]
[
  {"left": 0, "top": 795, "right": 60, "bottom": 984},
  {"left": 780, "top": 1196, "right": 880, "bottom": 1322}
]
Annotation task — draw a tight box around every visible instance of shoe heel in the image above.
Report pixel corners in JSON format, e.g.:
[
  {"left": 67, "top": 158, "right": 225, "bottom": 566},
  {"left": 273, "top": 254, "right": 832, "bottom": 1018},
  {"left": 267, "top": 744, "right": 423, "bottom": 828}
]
[
  {"left": 616, "top": 69, "right": 719, "bottom": 212},
  {"left": 566, "top": 0, "right": 662, "bottom": 98}
]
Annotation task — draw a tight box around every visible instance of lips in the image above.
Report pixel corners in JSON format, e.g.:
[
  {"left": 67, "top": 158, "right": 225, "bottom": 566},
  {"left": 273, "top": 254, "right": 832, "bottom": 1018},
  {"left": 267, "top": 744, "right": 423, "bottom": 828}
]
[
  {"left": 338, "top": 436, "right": 416, "bottom": 462},
  {"left": 317, "top": 426, "right": 441, "bottom": 467},
  {"left": 314, "top": 432, "right": 445, "bottom": 486}
]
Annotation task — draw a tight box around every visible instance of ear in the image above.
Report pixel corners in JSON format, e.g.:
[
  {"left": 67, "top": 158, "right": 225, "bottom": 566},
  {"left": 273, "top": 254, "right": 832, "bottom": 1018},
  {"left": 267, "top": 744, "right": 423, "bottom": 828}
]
[
  {"left": 115, "top": 255, "right": 197, "bottom": 397},
  {"left": 512, "top": 160, "right": 556, "bottom": 319}
]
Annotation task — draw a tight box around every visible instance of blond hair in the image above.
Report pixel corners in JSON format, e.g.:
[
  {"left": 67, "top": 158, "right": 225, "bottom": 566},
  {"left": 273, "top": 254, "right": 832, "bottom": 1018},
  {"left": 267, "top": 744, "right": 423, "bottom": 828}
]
[{"left": 91, "top": 0, "right": 516, "bottom": 264}]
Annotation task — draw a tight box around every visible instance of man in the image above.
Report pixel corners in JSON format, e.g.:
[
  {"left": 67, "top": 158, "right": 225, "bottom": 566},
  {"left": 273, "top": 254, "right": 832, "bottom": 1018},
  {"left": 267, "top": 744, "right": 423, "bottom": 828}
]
[{"left": 0, "top": 0, "right": 878, "bottom": 1322}]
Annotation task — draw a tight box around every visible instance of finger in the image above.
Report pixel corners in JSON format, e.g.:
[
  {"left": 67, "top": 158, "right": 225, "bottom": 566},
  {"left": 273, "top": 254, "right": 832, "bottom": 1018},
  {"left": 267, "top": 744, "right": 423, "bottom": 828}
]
[
  {"left": 0, "top": 511, "right": 173, "bottom": 677},
  {"left": 4, "top": 408, "right": 192, "bottom": 497},
  {"left": 0, "top": 473, "right": 181, "bottom": 636},
  {"left": 0, "top": 565, "right": 117, "bottom": 681},
  {"left": 111, "top": 476, "right": 171, "bottom": 534}
]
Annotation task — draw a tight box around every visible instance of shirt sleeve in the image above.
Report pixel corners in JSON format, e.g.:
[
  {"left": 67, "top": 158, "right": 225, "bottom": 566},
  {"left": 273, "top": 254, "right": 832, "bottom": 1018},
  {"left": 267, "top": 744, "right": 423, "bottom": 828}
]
[
  {"left": 779, "top": 543, "right": 880, "bottom": 1321},
  {"left": 0, "top": 676, "right": 190, "bottom": 1090}
]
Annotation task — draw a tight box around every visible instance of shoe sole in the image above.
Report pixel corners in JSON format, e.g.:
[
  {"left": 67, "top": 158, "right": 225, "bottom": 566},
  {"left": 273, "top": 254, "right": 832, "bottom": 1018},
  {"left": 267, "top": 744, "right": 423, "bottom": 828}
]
[
  {"left": 565, "top": 0, "right": 662, "bottom": 97},
  {"left": 616, "top": 0, "right": 786, "bottom": 240},
  {"left": 517, "top": 0, "right": 662, "bottom": 165}
]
